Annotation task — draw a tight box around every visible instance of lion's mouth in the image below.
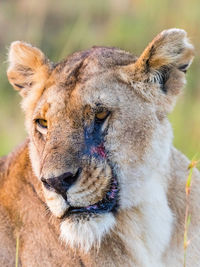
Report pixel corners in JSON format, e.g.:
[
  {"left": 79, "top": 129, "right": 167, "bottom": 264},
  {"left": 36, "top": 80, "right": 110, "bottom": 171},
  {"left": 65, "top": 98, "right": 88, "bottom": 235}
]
[{"left": 63, "top": 176, "right": 119, "bottom": 216}]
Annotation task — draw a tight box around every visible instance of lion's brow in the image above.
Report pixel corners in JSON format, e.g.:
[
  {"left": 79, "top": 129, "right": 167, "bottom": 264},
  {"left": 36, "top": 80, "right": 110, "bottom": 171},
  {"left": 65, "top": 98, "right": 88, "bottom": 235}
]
[{"left": 56, "top": 46, "right": 137, "bottom": 89}]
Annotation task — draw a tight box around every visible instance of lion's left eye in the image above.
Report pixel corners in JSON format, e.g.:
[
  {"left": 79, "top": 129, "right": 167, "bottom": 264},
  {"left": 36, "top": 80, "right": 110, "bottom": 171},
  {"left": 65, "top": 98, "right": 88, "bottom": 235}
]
[
  {"left": 95, "top": 110, "right": 110, "bottom": 121},
  {"left": 36, "top": 119, "right": 48, "bottom": 129}
]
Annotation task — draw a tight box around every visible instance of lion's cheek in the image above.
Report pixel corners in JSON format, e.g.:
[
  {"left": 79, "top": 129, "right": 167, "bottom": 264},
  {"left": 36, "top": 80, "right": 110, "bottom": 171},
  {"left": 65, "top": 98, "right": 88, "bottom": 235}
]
[{"left": 29, "top": 141, "right": 42, "bottom": 179}]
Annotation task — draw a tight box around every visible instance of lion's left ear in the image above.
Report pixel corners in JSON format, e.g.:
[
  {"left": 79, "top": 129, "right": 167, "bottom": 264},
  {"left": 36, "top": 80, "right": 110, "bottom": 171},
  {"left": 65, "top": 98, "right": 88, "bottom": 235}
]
[
  {"left": 7, "top": 41, "right": 51, "bottom": 97},
  {"left": 121, "top": 29, "right": 194, "bottom": 94}
]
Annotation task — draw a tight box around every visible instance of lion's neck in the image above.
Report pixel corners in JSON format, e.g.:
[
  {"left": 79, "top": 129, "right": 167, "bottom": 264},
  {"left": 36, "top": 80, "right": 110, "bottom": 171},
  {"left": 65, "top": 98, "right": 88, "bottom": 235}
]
[
  {"left": 112, "top": 175, "right": 173, "bottom": 267},
  {"left": 86, "top": 180, "right": 173, "bottom": 267}
]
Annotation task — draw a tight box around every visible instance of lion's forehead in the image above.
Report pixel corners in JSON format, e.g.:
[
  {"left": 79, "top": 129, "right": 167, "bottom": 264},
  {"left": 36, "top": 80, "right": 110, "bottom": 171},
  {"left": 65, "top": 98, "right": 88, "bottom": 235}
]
[
  {"left": 49, "top": 47, "right": 136, "bottom": 92},
  {"left": 32, "top": 47, "right": 137, "bottom": 119},
  {"left": 56, "top": 46, "right": 136, "bottom": 75},
  {"left": 37, "top": 78, "right": 110, "bottom": 121}
]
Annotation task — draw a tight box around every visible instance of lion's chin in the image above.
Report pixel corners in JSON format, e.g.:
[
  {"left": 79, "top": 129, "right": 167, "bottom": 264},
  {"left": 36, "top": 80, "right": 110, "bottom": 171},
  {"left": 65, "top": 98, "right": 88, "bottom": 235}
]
[{"left": 60, "top": 212, "right": 116, "bottom": 252}]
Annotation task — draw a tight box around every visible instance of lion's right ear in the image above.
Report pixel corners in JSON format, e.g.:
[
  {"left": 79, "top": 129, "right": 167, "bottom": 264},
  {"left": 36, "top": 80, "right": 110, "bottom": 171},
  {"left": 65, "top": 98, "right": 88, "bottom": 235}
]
[{"left": 7, "top": 41, "right": 51, "bottom": 97}]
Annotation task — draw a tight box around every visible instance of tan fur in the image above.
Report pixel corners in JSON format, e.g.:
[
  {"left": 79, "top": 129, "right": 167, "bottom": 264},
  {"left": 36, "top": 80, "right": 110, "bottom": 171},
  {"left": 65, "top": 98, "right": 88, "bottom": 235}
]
[{"left": 1, "top": 29, "right": 200, "bottom": 266}]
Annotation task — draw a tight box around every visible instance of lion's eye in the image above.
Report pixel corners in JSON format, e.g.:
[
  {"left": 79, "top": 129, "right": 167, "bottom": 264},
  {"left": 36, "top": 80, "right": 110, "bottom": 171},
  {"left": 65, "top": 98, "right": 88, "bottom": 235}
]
[
  {"left": 95, "top": 110, "right": 110, "bottom": 121},
  {"left": 36, "top": 119, "right": 48, "bottom": 129}
]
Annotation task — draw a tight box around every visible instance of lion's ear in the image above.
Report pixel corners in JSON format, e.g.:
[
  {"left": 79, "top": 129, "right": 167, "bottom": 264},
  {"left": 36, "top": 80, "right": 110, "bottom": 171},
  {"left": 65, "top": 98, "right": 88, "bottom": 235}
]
[
  {"left": 7, "top": 41, "right": 51, "bottom": 97},
  {"left": 122, "top": 29, "right": 194, "bottom": 94}
]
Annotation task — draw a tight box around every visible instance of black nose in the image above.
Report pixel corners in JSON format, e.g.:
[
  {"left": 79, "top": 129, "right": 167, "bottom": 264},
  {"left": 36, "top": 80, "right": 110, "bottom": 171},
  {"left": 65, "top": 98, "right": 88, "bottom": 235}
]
[{"left": 41, "top": 168, "right": 81, "bottom": 197}]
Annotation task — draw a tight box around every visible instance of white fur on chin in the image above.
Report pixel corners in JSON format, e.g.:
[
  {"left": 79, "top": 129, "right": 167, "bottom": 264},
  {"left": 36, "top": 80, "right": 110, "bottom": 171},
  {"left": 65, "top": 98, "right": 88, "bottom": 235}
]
[{"left": 60, "top": 213, "right": 115, "bottom": 252}]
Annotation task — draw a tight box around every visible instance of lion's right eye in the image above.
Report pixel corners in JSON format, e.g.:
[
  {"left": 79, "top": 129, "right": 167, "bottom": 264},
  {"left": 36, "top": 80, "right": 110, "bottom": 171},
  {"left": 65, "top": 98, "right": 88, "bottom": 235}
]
[{"left": 36, "top": 119, "right": 48, "bottom": 129}]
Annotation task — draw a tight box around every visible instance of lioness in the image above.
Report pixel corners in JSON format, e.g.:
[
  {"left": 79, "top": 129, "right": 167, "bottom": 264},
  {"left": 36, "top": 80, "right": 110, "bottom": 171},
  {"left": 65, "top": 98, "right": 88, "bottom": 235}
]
[{"left": 0, "top": 29, "right": 200, "bottom": 267}]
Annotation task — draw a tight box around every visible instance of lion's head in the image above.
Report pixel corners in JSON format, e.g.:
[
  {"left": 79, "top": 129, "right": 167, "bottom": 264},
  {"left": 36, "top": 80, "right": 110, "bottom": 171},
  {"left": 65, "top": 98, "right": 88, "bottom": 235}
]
[{"left": 7, "top": 29, "right": 193, "bottom": 251}]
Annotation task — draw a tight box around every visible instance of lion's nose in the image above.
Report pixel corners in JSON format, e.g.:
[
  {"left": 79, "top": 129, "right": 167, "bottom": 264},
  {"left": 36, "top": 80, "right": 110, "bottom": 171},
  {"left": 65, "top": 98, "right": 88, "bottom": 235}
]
[{"left": 41, "top": 168, "right": 81, "bottom": 196}]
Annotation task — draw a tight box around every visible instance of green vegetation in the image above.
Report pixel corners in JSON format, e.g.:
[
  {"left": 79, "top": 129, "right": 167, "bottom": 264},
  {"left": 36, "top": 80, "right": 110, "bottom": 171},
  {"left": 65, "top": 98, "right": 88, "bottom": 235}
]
[{"left": 0, "top": 0, "right": 199, "bottom": 158}]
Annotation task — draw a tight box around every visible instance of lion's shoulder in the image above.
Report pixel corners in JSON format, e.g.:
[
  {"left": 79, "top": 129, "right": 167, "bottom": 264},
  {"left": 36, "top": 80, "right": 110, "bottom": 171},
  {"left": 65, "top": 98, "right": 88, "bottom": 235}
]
[
  {"left": 0, "top": 156, "right": 7, "bottom": 174},
  {"left": 0, "top": 144, "right": 31, "bottom": 267},
  {"left": 0, "top": 139, "right": 31, "bottom": 195},
  {"left": 0, "top": 204, "right": 16, "bottom": 267}
]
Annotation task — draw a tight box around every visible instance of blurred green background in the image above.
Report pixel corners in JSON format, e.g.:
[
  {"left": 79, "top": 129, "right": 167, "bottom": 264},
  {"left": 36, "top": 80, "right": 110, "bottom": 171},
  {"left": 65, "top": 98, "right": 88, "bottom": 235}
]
[{"left": 0, "top": 0, "right": 200, "bottom": 159}]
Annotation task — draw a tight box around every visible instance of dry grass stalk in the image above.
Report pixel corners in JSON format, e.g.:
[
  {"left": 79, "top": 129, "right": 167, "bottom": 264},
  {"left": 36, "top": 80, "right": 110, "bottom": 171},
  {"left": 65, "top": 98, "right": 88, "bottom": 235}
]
[
  {"left": 184, "top": 159, "right": 199, "bottom": 267},
  {"left": 15, "top": 232, "right": 19, "bottom": 267}
]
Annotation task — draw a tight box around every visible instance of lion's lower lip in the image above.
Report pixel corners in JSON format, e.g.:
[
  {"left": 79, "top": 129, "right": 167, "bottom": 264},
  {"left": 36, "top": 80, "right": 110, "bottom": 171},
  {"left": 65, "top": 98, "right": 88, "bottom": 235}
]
[{"left": 64, "top": 176, "right": 119, "bottom": 216}]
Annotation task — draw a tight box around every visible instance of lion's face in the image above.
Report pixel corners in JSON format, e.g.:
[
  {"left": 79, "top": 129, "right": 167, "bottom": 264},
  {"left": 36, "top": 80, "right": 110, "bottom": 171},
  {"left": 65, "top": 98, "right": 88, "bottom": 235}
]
[
  {"left": 7, "top": 29, "right": 194, "bottom": 251},
  {"left": 28, "top": 66, "right": 160, "bottom": 251}
]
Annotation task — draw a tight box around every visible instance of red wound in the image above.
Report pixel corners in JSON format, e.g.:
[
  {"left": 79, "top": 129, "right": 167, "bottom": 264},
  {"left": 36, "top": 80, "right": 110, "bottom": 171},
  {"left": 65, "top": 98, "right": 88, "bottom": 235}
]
[{"left": 90, "top": 144, "right": 106, "bottom": 158}]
